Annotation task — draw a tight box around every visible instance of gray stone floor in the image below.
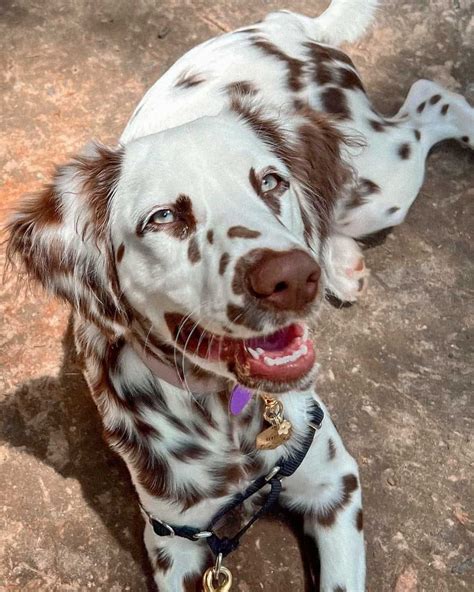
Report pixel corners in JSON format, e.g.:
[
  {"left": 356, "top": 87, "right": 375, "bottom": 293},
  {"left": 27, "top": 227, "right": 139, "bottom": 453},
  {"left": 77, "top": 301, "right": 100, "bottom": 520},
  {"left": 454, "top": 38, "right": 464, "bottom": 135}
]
[{"left": 1, "top": 1, "right": 473, "bottom": 590}]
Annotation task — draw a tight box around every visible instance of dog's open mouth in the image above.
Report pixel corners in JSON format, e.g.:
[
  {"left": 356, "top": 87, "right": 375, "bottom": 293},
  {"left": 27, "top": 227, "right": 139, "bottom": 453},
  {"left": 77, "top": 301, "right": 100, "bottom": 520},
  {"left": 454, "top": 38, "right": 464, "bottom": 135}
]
[{"left": 166, "top": 314, "right": 316, "bottom": 383}]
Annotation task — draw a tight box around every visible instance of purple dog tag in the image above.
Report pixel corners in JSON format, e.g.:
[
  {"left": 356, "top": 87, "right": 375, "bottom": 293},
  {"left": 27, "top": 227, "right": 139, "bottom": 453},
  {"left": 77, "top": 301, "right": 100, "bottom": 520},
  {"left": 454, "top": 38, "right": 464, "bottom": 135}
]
[{"left": 229, "top": 384, "right": 252, "bottom": 415}]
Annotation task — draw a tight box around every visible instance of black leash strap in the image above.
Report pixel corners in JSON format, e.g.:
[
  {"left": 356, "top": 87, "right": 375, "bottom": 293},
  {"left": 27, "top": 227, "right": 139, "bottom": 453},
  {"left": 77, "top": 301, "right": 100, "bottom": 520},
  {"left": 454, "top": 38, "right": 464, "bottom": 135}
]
[{"left": 148, "top": 401, "right": 324, "bottom": 557}]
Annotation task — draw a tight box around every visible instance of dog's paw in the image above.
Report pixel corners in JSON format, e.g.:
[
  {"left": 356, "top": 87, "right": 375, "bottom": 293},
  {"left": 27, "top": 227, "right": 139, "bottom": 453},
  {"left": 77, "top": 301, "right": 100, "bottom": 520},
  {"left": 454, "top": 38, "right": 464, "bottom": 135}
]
[{"left": 324, "top": 235, "right": 370, "bottom": 304}]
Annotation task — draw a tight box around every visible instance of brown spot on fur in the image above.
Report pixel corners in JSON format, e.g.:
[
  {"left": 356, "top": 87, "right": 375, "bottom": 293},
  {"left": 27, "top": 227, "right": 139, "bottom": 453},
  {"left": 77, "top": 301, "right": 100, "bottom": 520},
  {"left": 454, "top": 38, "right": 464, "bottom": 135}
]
[
  {"left": 398, "top": 143, "right": 411, "bottom": 159},
  {"left": 207, "top": 229, "right": 214, "bottom": 244},
  {"left": 187, "top": 236, "right": 201, "bottom": 264},
  {"left": 154, "top": 548, "right": 173, "bottom": 572},
  {"left": 226, "top": 80, "right": 258, "bottom": 96},
  {"left": 305, "top": 41, "right": 355, "bottom": 68},
  {"left": 429, "top": 94, "right": 441, "bottom": 105},
  {"left": 175, "top": 70, "right": 206, "bottom": 88},
  {"left": 116, "top": 243, "right": 125, "bottom": 263},
  {"left": 356, "top": 508, "right": 364, "bottom": 531},
  {"left": 440, "top": 103, "right": 449, "bottom": 115},
  {"left": 387, "top": 206, "right": 400, "bottom": 214},
  {"left": 315, "top": 62, "right": 334, "bottom": 86},
  {"left": 183, "top": 574, "right": 202, "bottom": 592},
  {"left": 170, "top": 443, "right": 209, "bottom": 462},
  {"left": 417, "top": 101, "right": 426, "bottom": 113},
  {"left": 219, "top": 252, "right": 230, "bottom": 275},
  {"left": 334, "top": 587, "right": 347, "bottom": 592},
  {"left": 346, "top": 177, "right": 379, "bottom": 209},
  {"left": 328, "top": 438, "right": 336, "bottom": 460},
  {"left": 321, "top": 87, "right": 350, "bottom": 119},
  {"left": 252, "top": 37, "right": 304, "bottom": 91},
  {"left": 316, "top": 473, "right": 359, "bottom": 527},
  {"left": 369, "top": 119, "right": 385, "bottom": 132},
  {"left": 414, "top": 129, "right": 421, "bottom": 141},
  {"left": 339, "top": 68, "right": 365, "bottom": 92},
  {"left": 228, "top": 226, "right": 261, "bottom": 239}
]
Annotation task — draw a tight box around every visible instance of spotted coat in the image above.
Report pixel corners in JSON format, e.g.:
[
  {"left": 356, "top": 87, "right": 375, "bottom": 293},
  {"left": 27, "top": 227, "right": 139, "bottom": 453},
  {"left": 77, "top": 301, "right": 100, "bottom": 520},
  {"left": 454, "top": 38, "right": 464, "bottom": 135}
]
[{"left": 6, "top": 0, "right": 474, "bottom": 590}]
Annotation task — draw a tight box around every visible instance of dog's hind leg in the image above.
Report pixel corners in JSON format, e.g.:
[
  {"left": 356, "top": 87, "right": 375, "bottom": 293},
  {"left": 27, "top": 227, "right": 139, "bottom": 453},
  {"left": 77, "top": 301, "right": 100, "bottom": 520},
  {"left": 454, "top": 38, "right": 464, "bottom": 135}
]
[
  {"left": 396, "top": 79, "right": 474, "bottom": 150},
  {"left": 325, "top": 80, "right": 473, "bottom": 301}
]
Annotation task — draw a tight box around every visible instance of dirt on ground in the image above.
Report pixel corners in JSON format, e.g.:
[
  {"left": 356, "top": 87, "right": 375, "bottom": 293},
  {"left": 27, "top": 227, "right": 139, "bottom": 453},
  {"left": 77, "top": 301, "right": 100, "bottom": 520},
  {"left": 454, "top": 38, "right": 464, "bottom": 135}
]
[{"left": 1, "top": 1, "right": 473, "bottom": 591}]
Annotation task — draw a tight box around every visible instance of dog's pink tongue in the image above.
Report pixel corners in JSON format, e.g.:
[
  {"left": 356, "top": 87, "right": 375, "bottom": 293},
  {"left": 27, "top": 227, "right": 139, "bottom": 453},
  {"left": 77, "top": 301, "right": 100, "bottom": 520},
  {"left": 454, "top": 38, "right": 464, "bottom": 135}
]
[
  {"left": 246, "top": 328, "right": 290, "bottom": 352},
  {"left": 229, "top": 384, "right": 253, "bottom": 415}
]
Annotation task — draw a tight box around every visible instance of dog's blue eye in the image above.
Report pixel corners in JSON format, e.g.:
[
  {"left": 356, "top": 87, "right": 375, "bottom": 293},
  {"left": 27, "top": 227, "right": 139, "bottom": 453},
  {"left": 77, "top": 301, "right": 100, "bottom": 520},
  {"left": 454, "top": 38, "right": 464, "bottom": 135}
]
[
  {"left": 261, "top": 173, "right": 281, "bottom": 192},
  {"left": 150, "top": 208, "right": 175, "bottom": 224}
]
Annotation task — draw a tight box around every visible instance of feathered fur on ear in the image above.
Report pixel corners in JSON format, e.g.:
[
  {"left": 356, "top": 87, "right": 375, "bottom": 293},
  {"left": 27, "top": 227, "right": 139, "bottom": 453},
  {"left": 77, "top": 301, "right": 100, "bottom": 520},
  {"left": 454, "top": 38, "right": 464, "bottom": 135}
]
[
  {"left": 6, "top": 142, "right": 131, "bottom": 337},
  {"left": 228, "top": 94, "right": 354, "bottom": 247}
]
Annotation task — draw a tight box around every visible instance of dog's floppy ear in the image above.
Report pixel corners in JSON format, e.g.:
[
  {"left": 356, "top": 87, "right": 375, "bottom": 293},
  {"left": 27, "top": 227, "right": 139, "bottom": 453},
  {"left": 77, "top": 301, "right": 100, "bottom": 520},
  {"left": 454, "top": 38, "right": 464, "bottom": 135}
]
[{"left": 6, "top": 142, "right": 130, "bottom": 335}]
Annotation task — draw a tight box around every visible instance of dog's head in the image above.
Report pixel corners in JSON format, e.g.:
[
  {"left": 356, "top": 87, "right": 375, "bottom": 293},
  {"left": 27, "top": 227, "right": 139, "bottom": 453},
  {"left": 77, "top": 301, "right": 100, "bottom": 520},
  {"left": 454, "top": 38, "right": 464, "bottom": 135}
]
[{"left": 7, "top": 101, "right": 349, "bottom": 393}]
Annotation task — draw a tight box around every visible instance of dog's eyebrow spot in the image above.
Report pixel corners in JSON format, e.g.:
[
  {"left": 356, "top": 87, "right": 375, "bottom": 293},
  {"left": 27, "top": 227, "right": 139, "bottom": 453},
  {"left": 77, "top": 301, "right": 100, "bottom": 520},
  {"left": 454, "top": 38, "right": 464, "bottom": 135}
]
[
  {"left": 440, "top": 103, "right": 449, "bottom": 115},
  {"left": 387, "top": 206, "right": 400, "bottom": 215},
  {"left": 321, "top": 87, "right": 351, "bottom": 120},
  {"left": 187, "top": 236, "right": 201, "bottom": 264},
  {"left": 206, "top": 229, "right": 214, "bottom": 244},
  {"left": 116, "top": 243, "right": 125, "bottom": 263},
  {"left": 355, "top": 508, "right": 364, "bottom": 531},
  {"left": 429, "top": 94, "right": 441, "bottom": 105},
  {"left": 249, "top": 167, "right": 260, "bottom": 195},
  {"left": 417, "top": 101, "right": 426, "bottom": 113},
  {"left": 414, "top": 129, "right": 421, "bottom": 141},
  {"left": 228, "top": 226, "right": 261, "bottom": 239},
  {"left": 219, "top": 252, "right": 230, "bottom": 275},
  {"left": 398, "top": 143, "right": 411, "bottom": 160},
  {"left": 175, "top": 69, "right": 206, "bottom": 89}
]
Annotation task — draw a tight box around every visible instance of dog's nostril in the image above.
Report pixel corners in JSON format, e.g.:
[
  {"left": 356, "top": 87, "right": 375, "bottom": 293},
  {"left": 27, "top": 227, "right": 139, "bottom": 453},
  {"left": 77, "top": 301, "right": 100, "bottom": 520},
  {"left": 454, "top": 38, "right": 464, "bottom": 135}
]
[{"left": 274, "top": 281, "right": 288, "bottom": 293}]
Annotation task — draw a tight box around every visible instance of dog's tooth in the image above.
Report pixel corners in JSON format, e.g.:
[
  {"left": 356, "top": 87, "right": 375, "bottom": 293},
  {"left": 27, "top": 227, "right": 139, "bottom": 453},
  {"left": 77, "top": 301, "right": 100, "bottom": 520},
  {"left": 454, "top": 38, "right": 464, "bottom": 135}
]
[
  {"left": 247, "top": 347, "right": 259, "bottom": 359},
  {"left": 256, "top": 347, "right": 265, "bottom": 355},
  {"left": 300, "top": 344, "right": 308, "bottom": 355},
  {"left": 263, "top": 356, "right": 275, "bottom": 366}
]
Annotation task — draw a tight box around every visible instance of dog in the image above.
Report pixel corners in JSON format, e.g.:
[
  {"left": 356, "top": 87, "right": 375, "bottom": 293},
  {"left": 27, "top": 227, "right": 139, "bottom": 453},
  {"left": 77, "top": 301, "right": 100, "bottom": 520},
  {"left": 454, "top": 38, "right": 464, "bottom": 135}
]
[{"left": 6, "top": 0, "right": 473, "bottom": 589}]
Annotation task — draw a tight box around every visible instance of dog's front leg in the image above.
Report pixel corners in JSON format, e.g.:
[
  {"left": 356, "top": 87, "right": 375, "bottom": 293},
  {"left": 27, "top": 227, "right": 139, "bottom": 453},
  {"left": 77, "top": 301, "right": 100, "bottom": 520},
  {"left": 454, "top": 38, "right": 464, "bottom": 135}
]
[
  {"left": 144, "top": 521, "right": 211, "bottom": 591},
  {"left": 303, "top": 450, "right": 365, "bottom": 592},
  {"left": 282, "top": 412, "right": 366, "bottom": 591}
]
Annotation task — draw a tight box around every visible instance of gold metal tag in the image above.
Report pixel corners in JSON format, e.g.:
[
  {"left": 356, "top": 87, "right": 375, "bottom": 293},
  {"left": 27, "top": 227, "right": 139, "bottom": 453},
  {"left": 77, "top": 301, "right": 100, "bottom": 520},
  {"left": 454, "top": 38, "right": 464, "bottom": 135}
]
[
  {"left": 256, "top": 420, "right": 292, "bottom": 450},
  {"left": 202, "top": 565, "right": 233, "bottom": 591},
  {"left": 255, "top": 394, "right": 293, "bottom": 450}
]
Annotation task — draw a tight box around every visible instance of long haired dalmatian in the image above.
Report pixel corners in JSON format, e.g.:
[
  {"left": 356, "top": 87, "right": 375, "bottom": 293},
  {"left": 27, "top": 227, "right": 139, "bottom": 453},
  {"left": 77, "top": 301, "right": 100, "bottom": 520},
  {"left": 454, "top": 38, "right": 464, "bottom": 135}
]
[{"left": 6, "top": 0, "right": 473, "bottom": 590}]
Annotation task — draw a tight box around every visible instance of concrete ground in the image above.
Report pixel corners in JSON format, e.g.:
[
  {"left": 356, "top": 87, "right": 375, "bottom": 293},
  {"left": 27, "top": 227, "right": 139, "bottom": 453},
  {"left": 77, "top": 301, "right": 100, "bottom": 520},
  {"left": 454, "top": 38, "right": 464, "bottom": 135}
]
[{"left": 1, "top": 0, "right": 473, "bottom": 590}]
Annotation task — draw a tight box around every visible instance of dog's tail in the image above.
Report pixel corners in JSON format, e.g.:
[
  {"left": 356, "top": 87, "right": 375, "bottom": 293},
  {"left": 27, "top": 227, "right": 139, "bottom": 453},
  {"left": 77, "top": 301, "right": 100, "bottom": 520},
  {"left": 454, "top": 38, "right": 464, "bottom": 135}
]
[{"left": 308, "top": 0, "right": 380, "bottom": 46}]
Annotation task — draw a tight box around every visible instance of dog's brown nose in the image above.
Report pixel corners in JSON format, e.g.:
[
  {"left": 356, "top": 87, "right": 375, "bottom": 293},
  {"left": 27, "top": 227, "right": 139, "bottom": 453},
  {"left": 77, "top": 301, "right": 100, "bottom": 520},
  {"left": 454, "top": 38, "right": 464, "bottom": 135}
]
[{"left": 247, "top": 249, "right": 321, "bottom": 311}]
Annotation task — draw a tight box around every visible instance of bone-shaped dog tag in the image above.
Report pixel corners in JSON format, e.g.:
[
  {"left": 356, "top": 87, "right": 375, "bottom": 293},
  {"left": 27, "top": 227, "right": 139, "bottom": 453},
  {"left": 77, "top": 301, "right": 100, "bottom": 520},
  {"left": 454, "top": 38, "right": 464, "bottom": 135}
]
[{"left": 256, "top": 420, "right": 292, "bottom": 450}]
